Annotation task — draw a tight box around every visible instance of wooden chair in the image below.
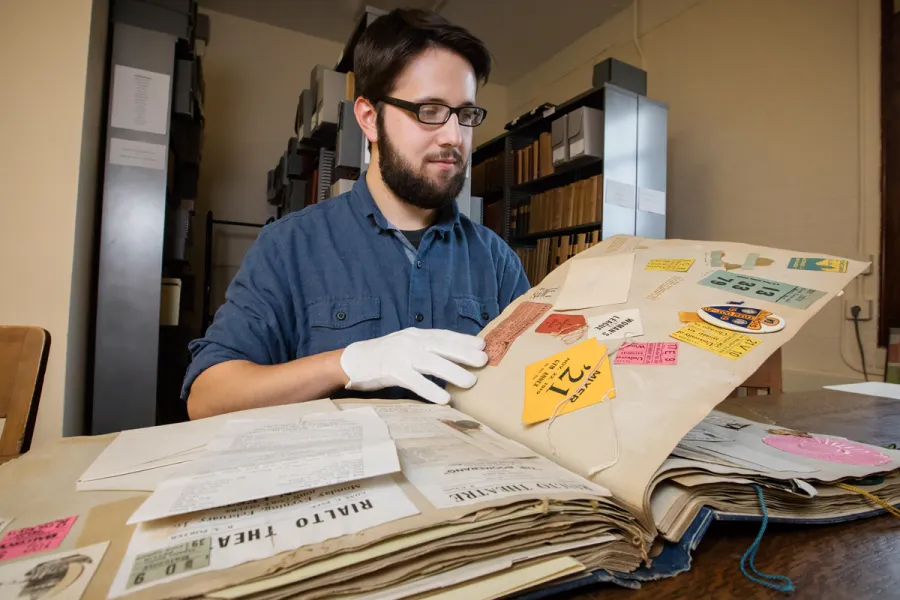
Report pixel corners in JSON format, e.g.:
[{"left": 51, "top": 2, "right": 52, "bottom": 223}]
[
  {"left": 0, "top": 326, "right": 51, "bottom": 457},
  {"left": 730, "top": 348, "right": 783, "bottom": 397}
]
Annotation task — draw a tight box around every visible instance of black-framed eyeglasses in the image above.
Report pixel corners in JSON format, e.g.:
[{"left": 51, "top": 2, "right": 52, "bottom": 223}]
[{"left": 380, "top": 96, "right": 487, "bottom": 127}]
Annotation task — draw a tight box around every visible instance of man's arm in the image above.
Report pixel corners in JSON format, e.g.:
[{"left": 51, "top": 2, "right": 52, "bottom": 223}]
[
  {"left": 187, "top": 329, "right": 488, "bottom": 419},
  {"left": 186, "top": 350, "right": 349, "bottom": 420}
]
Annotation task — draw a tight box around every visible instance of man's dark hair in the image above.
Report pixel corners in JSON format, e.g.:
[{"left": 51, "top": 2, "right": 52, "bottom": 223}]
[{"left": 353, "top": 9, "right": 491, "bottom": 104}]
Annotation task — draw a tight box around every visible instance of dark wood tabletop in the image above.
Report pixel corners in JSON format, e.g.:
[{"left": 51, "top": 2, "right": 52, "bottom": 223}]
[{"left": 569, "top": 389, "right": 900, "bottom": 600}]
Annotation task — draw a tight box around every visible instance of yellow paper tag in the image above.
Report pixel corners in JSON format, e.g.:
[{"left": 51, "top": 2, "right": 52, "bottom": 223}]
[
  {"left": 670, "top": 322, "right": 761, "bottom": 360},
  {"left": 678, "top": 311, "right": 703, "bottom": 323},
  {"left": 646, "top": 258, "right": 695, "bottom": 272},
  {"left": 522, "top": 338, "right": 616, "bottom": 425}
]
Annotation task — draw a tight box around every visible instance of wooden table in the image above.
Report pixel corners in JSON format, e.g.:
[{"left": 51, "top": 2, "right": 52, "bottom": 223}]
[{"left": 571, "top": 389, "right": 900, "bottom": 600}]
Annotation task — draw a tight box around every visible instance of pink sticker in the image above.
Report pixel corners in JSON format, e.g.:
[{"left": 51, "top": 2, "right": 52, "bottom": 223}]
[
  {"left": 614, "top": 342, "right": 679, "bottom": 366},
  {"left": 763, "top": 436, "right": 892, "bottom": 466},
  {"left": 0, "top": 516, "right": 78, "bottom": 561}
]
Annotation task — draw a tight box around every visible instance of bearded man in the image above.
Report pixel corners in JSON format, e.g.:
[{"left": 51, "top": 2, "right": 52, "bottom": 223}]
[{"left": 183, "top": 8, "right": 529, "bottom": 419}]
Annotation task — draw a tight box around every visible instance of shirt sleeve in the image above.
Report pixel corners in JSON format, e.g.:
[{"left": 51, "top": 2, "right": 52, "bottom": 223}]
[
  {"left": 497, "top": 242, "right": 531, "bottom": 311},
  {"left": 181, "top": 225, "right": 297, "bottom": 400}
]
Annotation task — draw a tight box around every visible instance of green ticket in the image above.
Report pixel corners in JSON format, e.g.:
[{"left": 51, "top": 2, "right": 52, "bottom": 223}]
[
  {"left": 128, "top": 538, "right": 211, "bottom": 588},
  {"left": 697, "top": 271, "right": 826, "bottom": 309},
  {"left": 787, "top": 257, "right": 848, "bottom": 273}
]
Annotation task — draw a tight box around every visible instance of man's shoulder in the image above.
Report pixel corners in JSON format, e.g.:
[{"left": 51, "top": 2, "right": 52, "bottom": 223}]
[
  {"left": 457, "top": 213, "right": 510, "bottom": 253},
  {"left": 259, "top": 192, "right": 355, "bottom": 243}
]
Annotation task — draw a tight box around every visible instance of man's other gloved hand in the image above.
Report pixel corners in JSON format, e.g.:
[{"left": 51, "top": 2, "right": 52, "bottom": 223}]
[{"left": 339, "top": 328, "right": 488, "bottom": 405}]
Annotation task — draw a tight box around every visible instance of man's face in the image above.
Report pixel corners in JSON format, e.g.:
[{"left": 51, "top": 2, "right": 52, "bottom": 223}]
[{"left": 377, "top": 46, "right": 476, "bottom": 211}]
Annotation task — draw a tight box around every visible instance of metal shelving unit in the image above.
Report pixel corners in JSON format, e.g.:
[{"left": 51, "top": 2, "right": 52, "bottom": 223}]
[{"left": 473, "top": 82, "right": 668, "bottom": 245}]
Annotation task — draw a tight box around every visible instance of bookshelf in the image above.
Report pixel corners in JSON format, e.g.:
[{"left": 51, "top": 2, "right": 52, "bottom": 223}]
[{"left": 472, "top": 81, "right": 668, "bottom": 283}]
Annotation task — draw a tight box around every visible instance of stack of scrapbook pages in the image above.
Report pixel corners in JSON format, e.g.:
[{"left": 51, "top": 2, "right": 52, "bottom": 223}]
[
  {"left": 649, "top": 410, "right": 900, "bottom": 543},
  {"left": 75, "top": 235, "right": 898, "bottom": 600}
]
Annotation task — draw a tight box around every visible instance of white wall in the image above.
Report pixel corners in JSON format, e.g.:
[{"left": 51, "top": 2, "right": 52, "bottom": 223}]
[
  {"left": 506, "top": 0, "right": 882, "bottom": 390},
  {"left": 0, "top": 0, "right": 107, "bottom": 445},
  {"left": 196, "top": 10, "right": 344, "bottom": 310}
]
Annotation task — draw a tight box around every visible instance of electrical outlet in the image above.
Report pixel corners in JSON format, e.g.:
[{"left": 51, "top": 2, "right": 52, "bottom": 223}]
[{"left": 844, "top": 298, "right": 874, "bottom": 321}]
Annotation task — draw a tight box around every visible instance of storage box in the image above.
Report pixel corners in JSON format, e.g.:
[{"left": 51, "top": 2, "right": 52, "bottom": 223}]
[
  {"left": 550, "top": 115, "right": 568, "bottom": 168},
  {"left": 566, "top": 106, "right": 603, "bottom": 166},
  {"left": 160, "top": 278, "right": 181, "bottom": 326},
  {"left": 310, "top": 65, "right": 347, "bottom": 135},
  {"left": 592, "top": 58, "right": 647, "bottom": 95}
]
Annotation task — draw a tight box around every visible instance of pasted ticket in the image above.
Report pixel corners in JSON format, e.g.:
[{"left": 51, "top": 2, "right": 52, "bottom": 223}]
[
  {"left": 523, "top": 338, "right": 615, "bottom": 424},
  {"left": 0, "top": 515, "right": 78, "bottom": 561},
  {"left": 646, "top": 276, "right": 684, "bottom": 300},
  {"left": 697, "top": 270, "right": 826, "bottom": 309},
  {"left": 128, "top": 539, "right": 211, "bottom": 588},
  {"left": 669, "top": 322, "right": 761, "bottom": 360},
  {"left": 787, "top": 257, "right": 849, "bottom": 273},
  {"left": 614, "top": 342, "right": 679, "bottom": 366},
  {"left": 645, "top": 258, "right": 695, "bottom": 272},
  {"left": 484, "top": 302, "right": 552, "bottom": 366}
]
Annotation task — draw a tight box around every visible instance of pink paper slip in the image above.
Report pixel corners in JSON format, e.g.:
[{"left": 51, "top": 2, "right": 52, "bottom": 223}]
[
  {"left": 614, "top": 342, "right": 679, "bottom": 366},
  {"left": 763, "top": 436, "right": 892, "bottom": 466},
  {"left": 0, "top": 515, "right": 78, "bottom": 561}
]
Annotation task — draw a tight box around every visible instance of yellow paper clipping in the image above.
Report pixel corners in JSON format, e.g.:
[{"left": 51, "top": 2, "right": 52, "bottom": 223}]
[
  {"left": 645, "top": 259, "right": 695, "bottom": 272},
  {"left": 669, "top": 322, "right": 761, "bottom": 360},
  {"left": 523, "top": 338, "right": 616, "bottom": 425}
]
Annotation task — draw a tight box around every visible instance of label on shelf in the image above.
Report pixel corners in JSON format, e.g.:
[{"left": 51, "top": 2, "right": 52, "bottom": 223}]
[
  {"left": 638, "top": 187, "right": 666, "bottom": 215},
  {"left": 605, "top": 180, "right": 636, "bottom": 209}
]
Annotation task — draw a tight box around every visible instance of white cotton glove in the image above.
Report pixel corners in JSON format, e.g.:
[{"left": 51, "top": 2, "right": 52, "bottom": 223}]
[{"left": 339, "top": 328, "right": 488, "bottom": 405}]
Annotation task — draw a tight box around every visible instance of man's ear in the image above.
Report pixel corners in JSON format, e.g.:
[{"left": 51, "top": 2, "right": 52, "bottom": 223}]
[{"left": 354, "top": 96, "right": 378, "bottom": 146}]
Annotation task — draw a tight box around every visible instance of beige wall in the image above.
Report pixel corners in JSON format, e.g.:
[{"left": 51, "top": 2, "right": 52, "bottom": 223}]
[
  {"left": 196, "top": 10, "right": 344, "bottom": 310},
  {"left": 507, "top": 0, "right": 883, "bottom": 390},
  {"left": 0, "top": 0, "right": 106, "bottom": 445},
  {"left": 474, "top": 83, "right": 509, "bottom": 147}
]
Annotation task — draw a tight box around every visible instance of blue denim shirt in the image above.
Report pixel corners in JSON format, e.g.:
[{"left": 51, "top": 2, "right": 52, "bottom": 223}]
[{"left": 181, "top": 176, "right": 530, "bottom": 401}]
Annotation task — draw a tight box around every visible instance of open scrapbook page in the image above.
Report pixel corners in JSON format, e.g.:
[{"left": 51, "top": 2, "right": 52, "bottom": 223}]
[{"left": 72, "top": 235, "right": 898, "bottom": 600}]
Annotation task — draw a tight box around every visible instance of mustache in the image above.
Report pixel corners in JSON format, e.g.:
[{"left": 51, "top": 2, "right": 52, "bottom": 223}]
[{"left": 424, "top": 149, "right": 464, "bottom": 163}]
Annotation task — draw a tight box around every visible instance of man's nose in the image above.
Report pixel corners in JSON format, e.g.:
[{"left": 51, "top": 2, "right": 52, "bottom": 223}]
[{"left": 435, "top": 113, "right": 462, "bottom": 148}]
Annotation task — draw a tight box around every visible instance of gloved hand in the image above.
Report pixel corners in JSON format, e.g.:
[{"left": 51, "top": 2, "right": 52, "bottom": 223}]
[{"left": 339, "top": 328, "right": 488, "bottom": 405}]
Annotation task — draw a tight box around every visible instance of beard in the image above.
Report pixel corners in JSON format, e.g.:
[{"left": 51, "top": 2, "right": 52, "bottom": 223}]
[{"left": 376, "top": 114, "right": 468, "bottom": 211}]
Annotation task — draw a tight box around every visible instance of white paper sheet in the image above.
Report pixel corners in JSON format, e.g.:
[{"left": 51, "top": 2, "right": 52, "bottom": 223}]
[
  {"left": 553, "top": 254, "right": 635, "bottom": 311},
  {"left": 109, "top": 138, "right": 167, "bottom": 170},
  {"left": 637, "top": 187, "right": 666, "bottom": 215},
  {"left": 0, "top": 542, "right": 109, "bottom": 600},
  {"left": 78, "top": 400, "right": 338, "bottom": 491},
  {"left": 110, "top": 65, "right": 171, "bottom": 135},
  {"left": 605, "top": 179, "right": 636, "bottom": 209},
  {"left": 823, "top": 381, "right": 900, "bottom": 400},
  {"left": 404, "top": 455, "right": 608, "bottom": 510},
  {"left": 588, "top": 308, "right": 644, "bottom": 341},
  {"left": 355, "top": 535, "right": 615, "bottom": 600},
  {"left": 127, "top": 408, "right": 400, "bottom": 524},
  {"left": 109, "top": 477, "right": 417, "bottom": 598}
]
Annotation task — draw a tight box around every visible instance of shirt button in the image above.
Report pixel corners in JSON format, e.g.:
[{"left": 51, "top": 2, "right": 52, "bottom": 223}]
[
  {"left": 335, "top": 311, "right": 347, "bottom": 321},
  {"left": 416, "top": 260, "right": 423, "bottom": 269},
  {"left": 415, "top": 313, "right": 424, "bottom": 323},
  {"left": 481, "top": 312, "right": 490, "bottom": 321}
]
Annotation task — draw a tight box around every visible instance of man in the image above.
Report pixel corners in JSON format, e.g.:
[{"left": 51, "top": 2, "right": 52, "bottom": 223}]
[{"left": 184, "top": 9, "right": 529, "bottom": 419}]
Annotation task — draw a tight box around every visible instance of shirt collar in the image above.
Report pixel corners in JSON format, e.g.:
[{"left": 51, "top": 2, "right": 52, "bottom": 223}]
[{"left": 352, "top": 173, "right": 461, "bottom": 236}]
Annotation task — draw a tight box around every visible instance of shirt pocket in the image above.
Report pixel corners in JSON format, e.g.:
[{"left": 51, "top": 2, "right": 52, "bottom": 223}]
[
  {"left": 306, "top": 297, "right": 382, "bottom": 356},
  {"left": 453, "top": 296, "right": 500, "bottom": 336}
]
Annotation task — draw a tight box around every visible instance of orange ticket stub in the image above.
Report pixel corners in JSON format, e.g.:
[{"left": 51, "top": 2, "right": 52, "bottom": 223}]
[{"left": 484, "top": 301, "right": 553, "bottom": 366}]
